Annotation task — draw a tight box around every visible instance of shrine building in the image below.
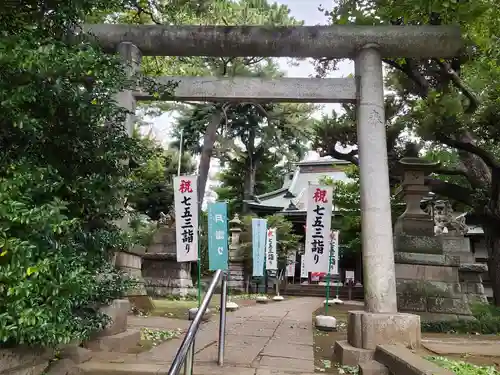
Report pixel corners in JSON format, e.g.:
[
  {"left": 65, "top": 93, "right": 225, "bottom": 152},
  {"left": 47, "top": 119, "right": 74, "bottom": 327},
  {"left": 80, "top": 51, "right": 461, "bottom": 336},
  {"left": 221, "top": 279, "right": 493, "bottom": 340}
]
[{"left": 243, "top": 158, "right": 363, "bottom": 288}]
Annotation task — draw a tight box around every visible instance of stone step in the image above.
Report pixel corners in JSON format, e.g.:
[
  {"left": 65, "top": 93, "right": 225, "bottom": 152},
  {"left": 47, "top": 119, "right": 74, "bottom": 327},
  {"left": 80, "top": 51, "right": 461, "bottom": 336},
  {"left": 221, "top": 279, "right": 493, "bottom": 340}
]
[
  {"left": 84, "top": 329, "right": 141, "bottom": 353},
  {"left": 374, "top": 344, "right": 454, "bottom": 375},
  {"left": 359, "top": 360, "right": 389, "bottom": 375},
  {"left": 79, "top": 362, "right": 168, "bottom": 375},
  {"left": 333, "top": 340, "right": 374, "bottom": 366},
  {"left": 78, "top": 361, "right": 313, "bottom": 375}
]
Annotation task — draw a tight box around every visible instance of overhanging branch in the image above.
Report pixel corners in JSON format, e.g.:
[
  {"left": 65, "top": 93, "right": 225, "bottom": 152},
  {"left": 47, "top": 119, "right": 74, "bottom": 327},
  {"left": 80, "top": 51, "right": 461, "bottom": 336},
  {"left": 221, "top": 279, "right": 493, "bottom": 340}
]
[
  {"left": 325, "top": 148, "right": 359, "bottom": 166},
  {"left": 434, "top": 59, "right": 479, "bottom": 114},
  {"left": 425, "top": 177, "right": 474, "bottom": 206},
  {"left": 436, "top": 133, "right": 500, "bottom": 169}
]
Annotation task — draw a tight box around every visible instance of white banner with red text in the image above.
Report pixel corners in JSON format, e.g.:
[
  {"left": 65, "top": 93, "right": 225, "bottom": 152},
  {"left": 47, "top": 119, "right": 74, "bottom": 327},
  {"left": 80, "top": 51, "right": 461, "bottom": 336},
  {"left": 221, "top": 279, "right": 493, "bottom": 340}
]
[
  {"left": 173, "top": 176, "right": 199, "bottom": 262},
  {"left": 304, "top": 184, "right": 333, "bottom": 273}
]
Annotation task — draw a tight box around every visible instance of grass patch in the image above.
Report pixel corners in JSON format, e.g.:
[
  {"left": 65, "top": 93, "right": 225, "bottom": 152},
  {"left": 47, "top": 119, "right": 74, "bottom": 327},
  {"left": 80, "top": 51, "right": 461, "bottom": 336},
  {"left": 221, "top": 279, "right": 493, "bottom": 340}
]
[
  {"left": 148, "top": 294, "right": 261, "bottom": 319},
  {"left": 127, "top": 328, "right": 181, "bottom": 353},
  {"left": 141, "top": 327, "right": 181, "bottom": 346},
  {"left": 312, "top": 303, "right": 362, "bottom": 373},
  {"left": 150, "top": 298, "right": 218, "bottom": 319},
  {"left": 422, "top": 303, "right": 500, "bottom": 335},
  {"left": 427, "top": 356, "right": 500, "bottom": 375}
]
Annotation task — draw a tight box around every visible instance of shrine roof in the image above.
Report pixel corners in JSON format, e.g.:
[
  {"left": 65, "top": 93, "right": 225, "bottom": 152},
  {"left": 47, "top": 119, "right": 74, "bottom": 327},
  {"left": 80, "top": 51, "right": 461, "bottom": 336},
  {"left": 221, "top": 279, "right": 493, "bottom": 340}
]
[{"left": 245, "top": 158, "right": 351, "bottom": 213}]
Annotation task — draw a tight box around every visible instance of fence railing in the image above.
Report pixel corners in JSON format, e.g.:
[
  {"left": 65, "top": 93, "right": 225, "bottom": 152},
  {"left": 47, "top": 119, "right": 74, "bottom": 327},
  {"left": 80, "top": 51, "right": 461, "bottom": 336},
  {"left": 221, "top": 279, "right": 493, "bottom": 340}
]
[{"left": 167, "top": 269, "right": 228, "bottom": 375}]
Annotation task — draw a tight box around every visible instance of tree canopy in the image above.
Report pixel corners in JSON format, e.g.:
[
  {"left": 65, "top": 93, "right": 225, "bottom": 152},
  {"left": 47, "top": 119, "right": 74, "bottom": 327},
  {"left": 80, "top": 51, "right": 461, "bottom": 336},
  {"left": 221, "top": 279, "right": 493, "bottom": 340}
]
[
  {"left": 315, "top": 0, "right": 500, "bottom": 305},
  {"left": 0, "top": 0, "right": 186, "bottom": 346}
]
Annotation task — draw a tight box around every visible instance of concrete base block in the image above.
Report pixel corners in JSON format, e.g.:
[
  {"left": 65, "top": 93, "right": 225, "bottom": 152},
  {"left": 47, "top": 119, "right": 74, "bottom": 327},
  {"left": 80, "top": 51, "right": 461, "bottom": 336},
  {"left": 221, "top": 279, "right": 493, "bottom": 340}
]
[
  {"left": 347, "top": 311, "right": 421, "bottom": 350},
  {"left": 85, "top": 330, "right": 141, "bottom": 353},
  {"left": 324, "top": 298, "right": 344, "bottom": 306},
  {"left": 226, "top": 301, "right": 239, "bottom": 311},
  {"left": 359, "top": 360, "right": 389, "bottom": 375},
  {"left": 256, "top": 296, "right": 269, "bottom": 304},
  {"left": 273, "top": 295, "right": 284, "bottom": 301},
  {"left": 315, "top": 315, "right": 337, "bottom": 331},
  {"left": 99, "top": 299, "right": 130, "bottom": 336},
  {"left": 188, "top": 307, "right": 212, "bottom": 321},
  {"left": 334, "top": 340, "right": 374, "bottom": 366}
]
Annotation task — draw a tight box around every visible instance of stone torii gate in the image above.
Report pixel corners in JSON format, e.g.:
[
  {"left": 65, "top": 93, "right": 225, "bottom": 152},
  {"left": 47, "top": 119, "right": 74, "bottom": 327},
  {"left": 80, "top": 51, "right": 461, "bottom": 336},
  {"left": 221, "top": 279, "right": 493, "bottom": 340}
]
[{"left": 83, "top": 24, "right": 462, "bottom": 364}]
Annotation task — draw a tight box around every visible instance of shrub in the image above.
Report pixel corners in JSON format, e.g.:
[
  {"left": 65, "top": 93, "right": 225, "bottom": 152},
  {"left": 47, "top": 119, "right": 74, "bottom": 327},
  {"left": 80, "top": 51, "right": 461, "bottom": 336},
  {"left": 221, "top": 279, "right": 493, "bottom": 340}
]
[
  {"left": 0, "top": 0, "right": 172, "bottom": 347},
  {"left": 0, "top": 164, "right": 133, "bottom": 347},
  {"left": 421, "top": 303, "right": 500, "bottom": 335},
  {"left": 427, "top": 356, "right": 499, "bottom": 375}
]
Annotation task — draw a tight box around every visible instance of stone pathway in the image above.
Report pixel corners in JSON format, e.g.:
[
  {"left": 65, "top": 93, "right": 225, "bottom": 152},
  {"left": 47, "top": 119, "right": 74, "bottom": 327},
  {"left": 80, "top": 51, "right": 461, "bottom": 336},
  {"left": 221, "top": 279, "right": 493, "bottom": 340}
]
[{"left": 81, "top": 297, "right": 323, "bottom": 375}]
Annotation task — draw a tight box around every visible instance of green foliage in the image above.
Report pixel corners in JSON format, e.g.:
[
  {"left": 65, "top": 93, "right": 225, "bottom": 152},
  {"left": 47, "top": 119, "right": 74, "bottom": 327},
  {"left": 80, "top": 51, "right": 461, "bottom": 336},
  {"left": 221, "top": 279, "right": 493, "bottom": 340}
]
[
  {"left": 0, "top": 163, "right": 133, "bottom": 346},
  {"left": 427, "top": 356, "right": 499, "bottom": 375},
  {"left": 320, "top": 166, "right": 404, "bottom": 256},
  {"left": 129, "top": 131, "right": 195, "bottom": 220},
  {"left": 0, "top": 0, "right": 178, "bottom": 347},
  {"left": 239, "top": 214, "right": 300, "bottom": 271},
  {"left": 215, "top": 154, "right": 290, "bottom": 215},
  {"left": 140, "top": 327, "right": 181, "bottom": 347},
  {"left": 317, "top": 0, "right": 500, "bottom": 303},
  {"left": 421, "top": 303, "right": 500, "bottom": 334},
  {"left": 173, "top": 73, "right": 315, "bottom": 176}
]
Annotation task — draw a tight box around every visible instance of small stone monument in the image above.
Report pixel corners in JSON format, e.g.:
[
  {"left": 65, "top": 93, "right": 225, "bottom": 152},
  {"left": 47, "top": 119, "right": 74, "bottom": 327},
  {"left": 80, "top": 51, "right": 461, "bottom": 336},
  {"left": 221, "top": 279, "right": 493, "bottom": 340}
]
[
  {"left": 113, "top": 207, "right": 153, "bottom": 313},
  {"left": 228, "top": 214, "right": 245, "bottom": 292},
  {"left": 393, "top": 156, "right": 473, "bottom": 320},
  {"left": 142, "top": 220, "right": 195, "bottom": 297}
]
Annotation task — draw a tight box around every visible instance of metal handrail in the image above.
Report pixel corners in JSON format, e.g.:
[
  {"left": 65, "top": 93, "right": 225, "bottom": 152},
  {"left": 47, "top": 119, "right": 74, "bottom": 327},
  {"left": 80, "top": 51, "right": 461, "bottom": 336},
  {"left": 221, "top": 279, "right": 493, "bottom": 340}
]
[{"left": 167, "top": 269, "right": 228, "bottom": 375}]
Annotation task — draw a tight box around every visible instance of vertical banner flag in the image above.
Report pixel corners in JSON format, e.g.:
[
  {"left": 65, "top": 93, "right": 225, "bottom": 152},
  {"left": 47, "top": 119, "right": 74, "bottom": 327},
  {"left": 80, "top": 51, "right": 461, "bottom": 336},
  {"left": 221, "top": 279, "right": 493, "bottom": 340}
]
[
  {"left": 300, "top": 255, "right": 307, "bottom": 278},
  {"left": 252, "top": 218, "right": 267, "bottom": 276},
  {"left": 286, "top": 252, "right": 296, "bottom": 277},
  {"left": 266, "top": 228, "right": 278, "bottom": 270},
  {"left": 329, "top": 230, "right": 340, "bottom": 275},
  {"left": 305, "top": 184, "right": 333, "bottom": 272},
  {"left": 173, "top": 176, "right": 199, "bottom": 262},
  {"left": 207, "top": 202, "right": 228, "bottom": 271}
]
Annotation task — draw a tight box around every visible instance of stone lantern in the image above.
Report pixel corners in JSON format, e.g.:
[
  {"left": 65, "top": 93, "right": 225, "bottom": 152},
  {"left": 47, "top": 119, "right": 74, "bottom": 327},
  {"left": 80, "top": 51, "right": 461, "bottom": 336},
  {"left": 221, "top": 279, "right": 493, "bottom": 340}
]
[
  {"left": 392, "top": 157, "right": 476, "bottom": 319},
  {"left": 393, "top": 156, "right": 440, "bottom": 237},
  {"left": 229, "top": 214, "right": 244, "bottom": 261},
  {"left": 228, "top": 214, "right": 245, "bottom": 292}
]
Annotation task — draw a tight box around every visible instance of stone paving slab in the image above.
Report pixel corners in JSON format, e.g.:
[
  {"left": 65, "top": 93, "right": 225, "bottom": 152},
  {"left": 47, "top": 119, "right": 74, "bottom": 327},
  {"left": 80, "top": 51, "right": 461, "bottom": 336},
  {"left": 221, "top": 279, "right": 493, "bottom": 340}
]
[
  {"left": 258, "top": 356, "right": 315, "bottom": 372},
  {"left": 82, "top": 297, "right": 323, "bottom": 375},
  {"left": 227, "top": 325, "right": 276, "bottom": 337},
  {"left": 261, "top": 341, "right": 314, "bottom": 361},
  {"left": 152, "top": 297, "right": 321, "bottom": 371}
]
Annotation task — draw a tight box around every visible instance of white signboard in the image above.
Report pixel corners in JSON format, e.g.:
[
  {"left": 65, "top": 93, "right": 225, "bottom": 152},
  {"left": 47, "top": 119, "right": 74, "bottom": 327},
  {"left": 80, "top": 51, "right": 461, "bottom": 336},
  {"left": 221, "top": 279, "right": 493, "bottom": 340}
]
[
  {"left": 305, "top": 185, "right": 333, "bottom": 272},
  {"left": 173, "top": 176, "right": 199, "bottom": 262},
  {"left": 329, "top": 230, "right": 340, "bottom": 275},
  {"left": 286, "top": 252, "right": 296, "bottom": 277},
  {"left": 346, "top": 270, "right": 355, "bottom": 282},
  {"left": 300, "top": 256, "right": 308, "bottom": 278},
  {"left": 252, "top": 218, "right": 267, "bottom": 277},
  {"left": 266, "top": 228, "right": 278, "bottom": 270}
]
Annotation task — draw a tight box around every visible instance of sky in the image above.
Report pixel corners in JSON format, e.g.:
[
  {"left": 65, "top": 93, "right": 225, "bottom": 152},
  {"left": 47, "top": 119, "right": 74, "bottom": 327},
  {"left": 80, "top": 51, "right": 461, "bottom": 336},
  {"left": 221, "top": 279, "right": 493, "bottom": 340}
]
[
  {"left": 146, "top": 0, "right": 353, "bottom": 145},
  {"left": 144, "top": 0, "right": 353, "bottom": 202}
]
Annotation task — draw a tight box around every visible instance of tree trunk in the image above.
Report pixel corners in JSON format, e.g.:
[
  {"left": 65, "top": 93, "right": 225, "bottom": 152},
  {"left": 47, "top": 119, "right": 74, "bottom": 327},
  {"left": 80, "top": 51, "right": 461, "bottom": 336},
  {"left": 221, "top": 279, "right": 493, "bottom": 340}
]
[
  {"left": 242, "top": 164, "right": 257, "bottom": 214},
  {"left": 242, "top": 128, "right": 258, "bottom": 214},
  {"left": 197, "top": 110, "right": 221, "bottom": 211},
  {"left": 484, "top": 224, "right": 500, "bottom": 306}
]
